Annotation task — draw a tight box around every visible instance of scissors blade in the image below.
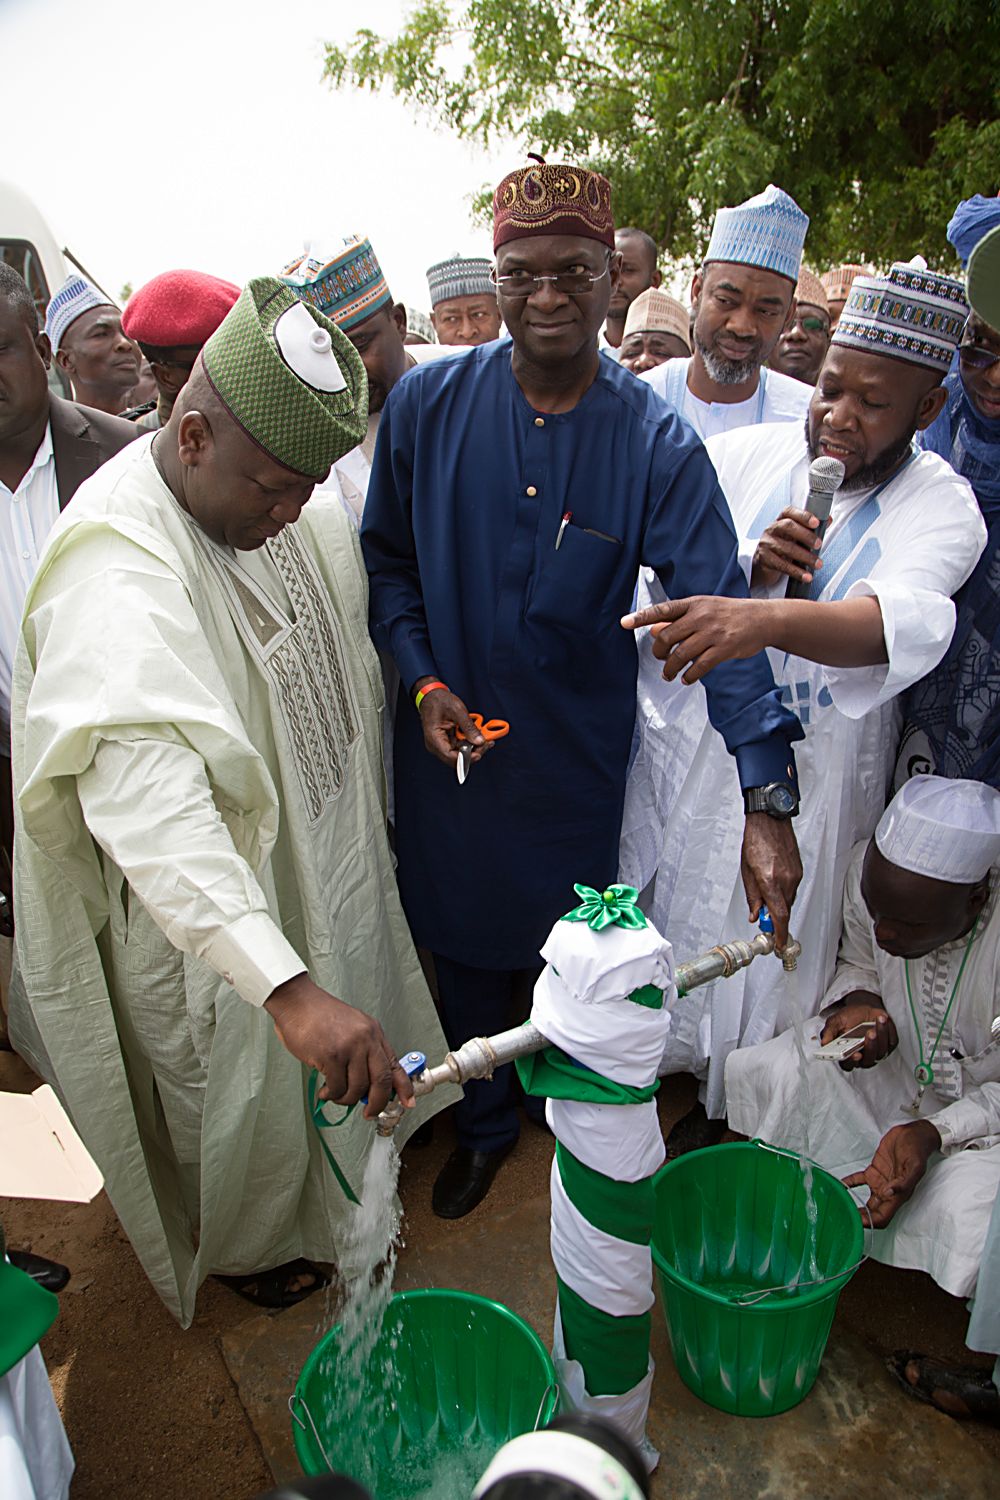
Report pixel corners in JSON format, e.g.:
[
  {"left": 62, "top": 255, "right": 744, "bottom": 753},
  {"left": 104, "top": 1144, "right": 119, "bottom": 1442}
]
[{"left": 456, "top": 742, "right": 473, "bottom": 785}]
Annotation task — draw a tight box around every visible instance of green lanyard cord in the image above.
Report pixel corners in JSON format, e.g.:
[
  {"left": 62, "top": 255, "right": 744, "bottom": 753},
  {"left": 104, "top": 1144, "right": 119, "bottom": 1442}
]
[
  {"left": 904, "top": 915, "right": 979, "bottom": 1088},
  {"left": 307, "top": 1068, "right": 361, "bottom": 1206}
]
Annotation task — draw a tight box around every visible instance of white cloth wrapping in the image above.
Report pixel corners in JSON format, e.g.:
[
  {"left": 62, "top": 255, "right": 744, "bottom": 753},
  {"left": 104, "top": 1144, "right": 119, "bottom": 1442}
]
[
  {"left": 0, "top": 1347, "right": 73, "bottom": 1500},
  {"left": 529, "top": 913, "right": 673, "bottom": 1471},
  {"left": 0, "top": 422, "right": 58, "bottom": 736},
  {"left": 620, "top": 424, "right": 986, "bottom": 1116},
  {"left": 8, "top": 441, "right": 455, "bottom": 1325},
  {"left": 726, "top": 845, "right": 1000, "bottom": 1305}
]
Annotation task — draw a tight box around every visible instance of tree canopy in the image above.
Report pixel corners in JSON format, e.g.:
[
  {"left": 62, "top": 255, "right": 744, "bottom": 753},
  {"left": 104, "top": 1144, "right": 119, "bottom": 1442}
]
[{"left": 323, "top": 0, "right": 1000, "bottom": 268}]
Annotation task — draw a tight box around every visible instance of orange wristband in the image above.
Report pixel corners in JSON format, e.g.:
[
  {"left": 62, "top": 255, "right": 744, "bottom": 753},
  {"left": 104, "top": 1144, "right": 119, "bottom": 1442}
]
[{"left": 415, "top": 680, "right": 449, "bottom": 710}]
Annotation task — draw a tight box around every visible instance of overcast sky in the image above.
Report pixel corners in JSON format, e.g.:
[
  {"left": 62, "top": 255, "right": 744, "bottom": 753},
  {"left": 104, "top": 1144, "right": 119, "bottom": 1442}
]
[{"left": 1, "top": 0, "right": 519, "bottom": 310}]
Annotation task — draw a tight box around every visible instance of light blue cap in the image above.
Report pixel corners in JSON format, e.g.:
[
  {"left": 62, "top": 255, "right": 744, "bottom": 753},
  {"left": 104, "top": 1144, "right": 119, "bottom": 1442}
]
[
  {"left": 44, "top": 274, "right": 116, "bottom": 354},
  {"left": 705, "top": 183, "right": 808, "bottom": 283}
]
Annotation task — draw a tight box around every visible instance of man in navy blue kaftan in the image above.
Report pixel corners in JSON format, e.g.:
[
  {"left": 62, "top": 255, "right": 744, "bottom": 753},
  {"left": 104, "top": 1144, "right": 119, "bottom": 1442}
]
[{"left": 361, "top": 160, "right": 805, "bottom": 1218}]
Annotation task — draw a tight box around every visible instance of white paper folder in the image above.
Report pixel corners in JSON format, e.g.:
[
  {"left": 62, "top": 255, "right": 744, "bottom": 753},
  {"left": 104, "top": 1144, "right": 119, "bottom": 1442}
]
[{"left": 0, "top": 1085, "right": 104, "bottom": 1203}]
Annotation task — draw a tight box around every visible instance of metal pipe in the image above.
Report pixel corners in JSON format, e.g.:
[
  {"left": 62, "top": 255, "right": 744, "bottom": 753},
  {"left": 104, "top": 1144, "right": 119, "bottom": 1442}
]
[{"left": 377, "top": 926, "right": 799, "bottom": 1134}]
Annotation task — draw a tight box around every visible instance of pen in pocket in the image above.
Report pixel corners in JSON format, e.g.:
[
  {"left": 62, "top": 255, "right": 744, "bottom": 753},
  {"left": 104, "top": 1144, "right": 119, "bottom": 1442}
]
[{"left": 555, "top": 511, "right": 572, "bottom": 550}]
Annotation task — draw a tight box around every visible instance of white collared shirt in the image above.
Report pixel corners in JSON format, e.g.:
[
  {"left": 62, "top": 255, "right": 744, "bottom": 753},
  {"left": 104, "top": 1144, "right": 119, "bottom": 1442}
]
[{"left": 1, "top": 422, "right": 59, "bottom": 736}]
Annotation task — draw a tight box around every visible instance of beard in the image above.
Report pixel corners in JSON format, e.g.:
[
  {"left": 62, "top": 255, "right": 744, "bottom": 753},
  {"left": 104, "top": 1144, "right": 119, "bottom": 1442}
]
[
  {"left": 695, "top": 325, "right": 763, "bottom": 386},
  {"left": 806, "top": 416, "right": 916, "bottom": 491}
]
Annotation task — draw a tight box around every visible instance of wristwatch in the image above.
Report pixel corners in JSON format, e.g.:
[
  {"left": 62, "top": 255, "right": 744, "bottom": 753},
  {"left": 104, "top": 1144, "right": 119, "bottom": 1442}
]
[{"left": 744, "top": 782, "right": 799, "bottom": 819}]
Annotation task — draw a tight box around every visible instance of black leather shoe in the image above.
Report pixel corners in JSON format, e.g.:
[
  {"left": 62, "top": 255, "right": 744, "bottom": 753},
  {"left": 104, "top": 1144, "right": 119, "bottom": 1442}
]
[
  {"left": 432, "top": 1143, "right": 515, "bottom": 1219},
  {"left": 664, "top": 1101, "right": 727, "bottom": 1159},
  {"left": 8, "top": 1250, "right": 71, "bottom": 1293}
]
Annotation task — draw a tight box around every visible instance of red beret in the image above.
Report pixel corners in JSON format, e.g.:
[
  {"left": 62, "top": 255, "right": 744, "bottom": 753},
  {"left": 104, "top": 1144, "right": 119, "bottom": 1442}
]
[{"left": 122, "top": 269, "right": 241, "bottom": 348}]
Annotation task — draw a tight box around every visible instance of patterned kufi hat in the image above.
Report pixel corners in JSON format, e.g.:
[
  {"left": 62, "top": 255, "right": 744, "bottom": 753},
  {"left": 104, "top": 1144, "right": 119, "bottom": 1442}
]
[
  {"left": 704, "top": 184, "right": 808, "bottom": 283},
  {"left": 968, "top": 223, "right": 1000, "bottom": 333},
  {"left": 404, "top": 306, "right": 436, "bottom": 344},
  {"left": 795, "top": 269, "right": 828, "bottom": 312},
  {"left": 45, "top": 274, "right": 117, "bottom": 354},
  {"left": 122, "top": 270, "right": 241, "bottom": 350},
  {"left": 426, "top": 254, "right": 493, "bottom": 307},
  {"left": 279, "top": 237, "right": 393, "bottom": 332},
  {"left": 947, "top": 195, "right": 1000, "bottom": 270},
  {"left": 832, "top": 262, "right": 968, "bottom": 371},
  {"left": 623, "top": 288, "right": 690, "bottom": 349},
  {"left": 876, "top": 775, "right": 1000, "bottom": 884},
  {"left": 820, "top": 263, "right": 868, "bottom": 303},
  {"left": 200, "top": 277, "right": 367, "bottom": 480},
  {"left": 493, "top": 157, "right": 614, "bottom": 251}
]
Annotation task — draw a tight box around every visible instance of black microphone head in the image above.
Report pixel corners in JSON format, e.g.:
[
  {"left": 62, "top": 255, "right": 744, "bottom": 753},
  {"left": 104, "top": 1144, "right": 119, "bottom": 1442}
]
[{"left": 808, "top": 455, "right": 846, "bottom": 493}]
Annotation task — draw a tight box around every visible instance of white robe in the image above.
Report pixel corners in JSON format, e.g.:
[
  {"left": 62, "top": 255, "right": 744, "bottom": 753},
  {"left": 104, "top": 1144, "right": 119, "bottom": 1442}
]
[
  {"left": 8, "top": 441, "right": 456, "bottom": 1326},
  {"left": 726, "top": 845, "right": 1000, "bottom": 1310},
  {"left": 621, "top": 424, "right": 986, "bottom": 1115},
  {"left": 639, "top": 356, "right": 810, "bottom": 441},
  {"left": 0, "top": 1347, "right": 73, "bottom": 1500}
]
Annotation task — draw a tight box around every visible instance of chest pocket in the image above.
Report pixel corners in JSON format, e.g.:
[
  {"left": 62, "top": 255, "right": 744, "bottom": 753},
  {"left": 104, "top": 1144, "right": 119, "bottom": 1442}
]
[{"left": 526, "top": 521, "right": 624, "bottom": 638}]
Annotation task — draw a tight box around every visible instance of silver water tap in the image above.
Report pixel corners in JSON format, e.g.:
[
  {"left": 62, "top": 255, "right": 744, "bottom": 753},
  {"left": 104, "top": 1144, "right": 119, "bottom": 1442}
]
[{"left": 376, "top": 918, "right": 802, "bottom": 1133}]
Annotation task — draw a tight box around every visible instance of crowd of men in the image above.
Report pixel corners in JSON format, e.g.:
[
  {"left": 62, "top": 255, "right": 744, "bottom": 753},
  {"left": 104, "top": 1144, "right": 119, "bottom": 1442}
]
[{"left": 3, "top": 161, "right": 1000, "bottom": 1495}]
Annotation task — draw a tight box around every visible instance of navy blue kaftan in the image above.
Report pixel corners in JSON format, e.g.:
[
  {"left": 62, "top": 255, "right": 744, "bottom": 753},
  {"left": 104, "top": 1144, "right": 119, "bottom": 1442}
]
[{"left": 361, "top": 342, "right": 802, "bottom": 969}]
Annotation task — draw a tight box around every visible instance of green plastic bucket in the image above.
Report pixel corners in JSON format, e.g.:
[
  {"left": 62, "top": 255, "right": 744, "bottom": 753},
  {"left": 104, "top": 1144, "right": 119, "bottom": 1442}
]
[
  {"left": 290, "top": 1288, "right": 559, "bottom": 1497},
  {"left": 651, "top": 1140, "right": 863, "bottom": 1416}
]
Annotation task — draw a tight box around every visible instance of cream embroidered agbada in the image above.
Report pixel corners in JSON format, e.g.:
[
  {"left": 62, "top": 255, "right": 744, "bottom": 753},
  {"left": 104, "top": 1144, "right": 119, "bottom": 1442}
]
[{"left": 8, "top": 439, "right": 454, "bottom": 1326}]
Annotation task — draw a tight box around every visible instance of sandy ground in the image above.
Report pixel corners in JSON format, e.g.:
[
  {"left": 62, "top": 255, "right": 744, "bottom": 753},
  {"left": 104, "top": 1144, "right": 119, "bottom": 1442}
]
[{"left": 3, "top": 1051, "right": 998, "bottom": 1498}]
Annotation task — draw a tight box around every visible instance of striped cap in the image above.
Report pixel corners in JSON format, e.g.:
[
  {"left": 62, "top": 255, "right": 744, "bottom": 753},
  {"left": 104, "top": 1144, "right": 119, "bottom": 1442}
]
[
  {"left": 832, "top": 262, "right": 969, "bottom": 371},
  {"left": 45, "top": 274, "right": 116, "bottom": 354},
  {"left": 705, "top": 184, "right": 808, "bottom": 283},
  {"left": 279, "top": 237, "right": 393, "bottom": 332},
  {"left": 426, "top": 254, "right": 493, "bottom": 307},
  {"left": 820, "top": 263, "right": 868, "bottom": 303},
  {"left": 200, "top": 277, "right": 367, "bottom": 479},
  {"left": 623, "top": 287, "right": 690, "bottom": 348}
]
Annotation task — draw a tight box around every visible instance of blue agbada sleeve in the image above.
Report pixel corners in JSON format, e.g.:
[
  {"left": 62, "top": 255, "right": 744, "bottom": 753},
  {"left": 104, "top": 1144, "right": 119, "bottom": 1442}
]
[
  {"left": 641, "top": 435, "right": 803, "bottom": 790},
  {"left": 361, "top": 390, "right": 437, "bottom": 692}
]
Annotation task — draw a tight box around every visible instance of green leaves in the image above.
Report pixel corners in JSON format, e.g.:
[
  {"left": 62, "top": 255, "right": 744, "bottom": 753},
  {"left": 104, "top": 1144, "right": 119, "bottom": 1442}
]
[{"left": 322, "top": 0, "right": 1000, "bottom": 266}]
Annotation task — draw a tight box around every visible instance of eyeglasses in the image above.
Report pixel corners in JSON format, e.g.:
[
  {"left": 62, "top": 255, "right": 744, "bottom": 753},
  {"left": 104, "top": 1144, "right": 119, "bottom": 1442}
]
[
  {"left": 959, "top": 342, "right": 1000, "bottom": 372},
  {"left": 490, "top": 256, "right": 612, "bottom": 299},
  {"left": 792, "top": 315, "right": 830, "bottom": 334}
]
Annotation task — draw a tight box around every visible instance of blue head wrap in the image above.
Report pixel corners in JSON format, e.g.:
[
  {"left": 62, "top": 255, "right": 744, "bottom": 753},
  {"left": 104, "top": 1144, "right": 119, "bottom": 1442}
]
[{"left": 947, "top": 195, "right": 1000, "bottom": 270}]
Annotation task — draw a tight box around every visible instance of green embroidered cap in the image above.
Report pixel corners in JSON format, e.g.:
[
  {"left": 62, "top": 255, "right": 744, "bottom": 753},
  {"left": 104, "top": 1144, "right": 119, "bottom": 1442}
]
[{"left": 200, "top": 276, "right": 368, "bottom": 480}]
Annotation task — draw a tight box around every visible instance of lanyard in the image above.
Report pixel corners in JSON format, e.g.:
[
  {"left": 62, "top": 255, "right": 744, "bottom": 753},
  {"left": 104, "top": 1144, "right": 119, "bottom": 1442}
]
[{"left": 903, "top": 916, "right": 979, "bottom": 1090}]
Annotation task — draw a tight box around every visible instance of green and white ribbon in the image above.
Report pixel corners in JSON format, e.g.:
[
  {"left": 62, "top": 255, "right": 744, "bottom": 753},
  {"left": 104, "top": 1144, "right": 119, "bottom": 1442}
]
[{"left": 517, "top": 904, "right": 674, "bottom": 1468}]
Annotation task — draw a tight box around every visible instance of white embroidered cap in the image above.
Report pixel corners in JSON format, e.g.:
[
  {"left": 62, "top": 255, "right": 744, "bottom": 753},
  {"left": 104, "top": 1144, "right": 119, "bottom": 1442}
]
[{"left": 876, "top": 775, "right": 1000, "bottom": 884}]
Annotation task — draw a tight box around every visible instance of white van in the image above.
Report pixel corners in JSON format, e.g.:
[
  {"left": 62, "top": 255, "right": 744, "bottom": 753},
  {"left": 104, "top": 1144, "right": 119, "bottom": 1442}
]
[{"left": 0, "top": 178, "right": 69, "bottom": 324}]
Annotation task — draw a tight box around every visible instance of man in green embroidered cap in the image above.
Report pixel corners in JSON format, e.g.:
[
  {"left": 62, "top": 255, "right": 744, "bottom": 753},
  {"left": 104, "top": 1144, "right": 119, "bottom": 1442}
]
[{"left": 6, "top": 277, "right": 456, "bottom": 1326}]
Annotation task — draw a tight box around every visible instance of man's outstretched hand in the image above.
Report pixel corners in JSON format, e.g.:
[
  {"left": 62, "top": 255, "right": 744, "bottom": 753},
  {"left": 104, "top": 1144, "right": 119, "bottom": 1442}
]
[
  {"left": 843, "top": 1119, "right": 940, "bottom": 1229},
  {"left": 622, "top": 598, "right": 769, "bottom": 684},
  {"left": 741, "top": 813, "right": 802, "bottom": 950},
  {"left": 265, "top": 973, "right": 414, "bottom": 1120}
]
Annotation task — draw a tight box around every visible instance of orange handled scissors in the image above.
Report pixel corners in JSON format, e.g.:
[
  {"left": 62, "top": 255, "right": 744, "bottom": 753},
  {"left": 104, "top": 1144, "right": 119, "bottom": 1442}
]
[{"left": 455, "top": 713, "right": 510, "bottom": 785}]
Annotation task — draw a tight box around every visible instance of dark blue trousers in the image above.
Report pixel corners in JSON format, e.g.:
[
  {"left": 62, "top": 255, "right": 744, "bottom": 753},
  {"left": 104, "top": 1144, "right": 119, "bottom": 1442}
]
[{"left": 431, "top": 956, "right": 544, "bottom": 1153}]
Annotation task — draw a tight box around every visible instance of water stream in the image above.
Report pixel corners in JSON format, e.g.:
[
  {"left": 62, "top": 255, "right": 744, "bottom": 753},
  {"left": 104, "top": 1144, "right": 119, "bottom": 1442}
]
[{"left": 784, "top": 968, "right": 821, "bottom": 1286}]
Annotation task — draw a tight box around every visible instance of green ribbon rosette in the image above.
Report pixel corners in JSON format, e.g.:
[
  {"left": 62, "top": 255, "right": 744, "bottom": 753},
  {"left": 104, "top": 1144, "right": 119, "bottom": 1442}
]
[{"left": 562, "top": 883, "right": 648, "bottom": 932}]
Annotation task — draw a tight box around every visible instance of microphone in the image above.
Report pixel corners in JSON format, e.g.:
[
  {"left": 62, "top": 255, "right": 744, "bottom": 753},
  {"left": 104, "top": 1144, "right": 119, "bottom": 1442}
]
[{"left": 784, "top": 456, "right": 846, "bottom": 600}]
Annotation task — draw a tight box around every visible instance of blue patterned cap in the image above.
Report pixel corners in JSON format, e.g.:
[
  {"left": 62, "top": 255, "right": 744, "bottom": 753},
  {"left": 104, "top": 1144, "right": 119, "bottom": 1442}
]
[
  {"left": 832, "top": 262, "right": 969, "bottom": 371},
  {"left": 279, "top": 237, "right": 393, "bottom": 332},
  {"left": 705, "top": 184, "right": 808, "bottom": 283},
  {"left": 45, "top": 274, "right": 116, "bottom": 354}
]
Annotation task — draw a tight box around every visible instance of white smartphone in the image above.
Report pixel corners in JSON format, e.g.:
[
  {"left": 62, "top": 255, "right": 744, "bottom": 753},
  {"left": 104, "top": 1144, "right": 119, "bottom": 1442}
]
[{"left": 812, "top": 1022, "right": 877, "bottom": 1061}]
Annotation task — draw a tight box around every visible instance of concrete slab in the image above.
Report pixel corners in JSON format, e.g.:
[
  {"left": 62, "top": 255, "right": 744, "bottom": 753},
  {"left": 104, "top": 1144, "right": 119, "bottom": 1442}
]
[{"left": 221, "top": 1186, "right": 1000, "bottom": 1498}]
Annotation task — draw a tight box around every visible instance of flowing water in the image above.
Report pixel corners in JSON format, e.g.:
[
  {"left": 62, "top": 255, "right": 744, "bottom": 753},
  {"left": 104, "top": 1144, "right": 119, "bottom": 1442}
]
[
  {"left": 309, "top": 1132, "right": 500, "bottom": 1499},
  {"left": 784, "top": 969, "right": 821, "bottom": 1286}
]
